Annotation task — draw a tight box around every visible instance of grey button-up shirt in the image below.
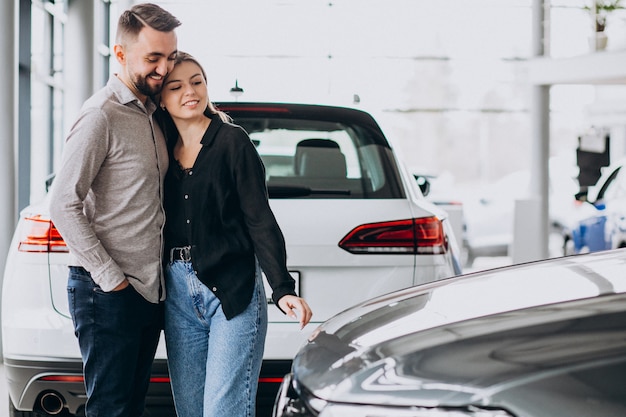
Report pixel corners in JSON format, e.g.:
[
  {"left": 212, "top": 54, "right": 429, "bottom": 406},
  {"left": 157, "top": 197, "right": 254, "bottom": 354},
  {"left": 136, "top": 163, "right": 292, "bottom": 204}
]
[{"left": 50, "top": 75, "right": 168, "bottom": 303}]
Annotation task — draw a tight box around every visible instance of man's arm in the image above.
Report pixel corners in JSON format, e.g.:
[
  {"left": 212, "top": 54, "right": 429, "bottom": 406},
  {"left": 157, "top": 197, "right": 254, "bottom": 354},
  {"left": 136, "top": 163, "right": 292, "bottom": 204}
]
[{"left": 49, "top": 109, "right": 126, "bottom": 291}]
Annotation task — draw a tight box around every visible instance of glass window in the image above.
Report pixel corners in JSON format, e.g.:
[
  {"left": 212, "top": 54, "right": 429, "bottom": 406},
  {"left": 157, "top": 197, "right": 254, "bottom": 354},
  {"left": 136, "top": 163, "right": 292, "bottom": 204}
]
[
  {"left": 30, "top": 0, "right": 67, "bottom": 203},
  {"left": 96, "top": 0, "right": 112, "bottom": 86},
  {"left": 25, "top": 0, "right": 111, "bottom": 205},
  {"left": 231, "top": 115, "right": 403, "bottom": 199}
]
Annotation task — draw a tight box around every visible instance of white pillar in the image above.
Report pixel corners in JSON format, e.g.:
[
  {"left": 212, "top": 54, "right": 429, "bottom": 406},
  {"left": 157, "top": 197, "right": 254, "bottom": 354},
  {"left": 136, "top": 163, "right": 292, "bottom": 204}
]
[
  {"left": 0, "top": 0, "right": 18, "bottom": 359},
  {"left": 513, "top": 0, "right": 550, "bottom": 263},
  {"left": 64, "top": 0, "right": 95, "bottom": 140}
]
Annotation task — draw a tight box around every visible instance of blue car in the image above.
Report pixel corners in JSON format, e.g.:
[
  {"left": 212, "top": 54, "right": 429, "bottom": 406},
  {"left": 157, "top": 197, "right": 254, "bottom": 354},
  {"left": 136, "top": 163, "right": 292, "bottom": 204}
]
[
  {"left": 570, "top": 211, "right": 609, "bottom": 253},
  {"left": 564, "top": 160, "right": 626, "bottom": 255}
]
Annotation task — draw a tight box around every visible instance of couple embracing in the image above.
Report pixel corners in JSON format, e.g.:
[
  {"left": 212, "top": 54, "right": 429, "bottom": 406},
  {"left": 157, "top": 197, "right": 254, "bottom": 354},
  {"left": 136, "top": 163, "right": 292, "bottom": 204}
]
[{"left": 50, "top": 3, "right": 312, "bottom": 417}]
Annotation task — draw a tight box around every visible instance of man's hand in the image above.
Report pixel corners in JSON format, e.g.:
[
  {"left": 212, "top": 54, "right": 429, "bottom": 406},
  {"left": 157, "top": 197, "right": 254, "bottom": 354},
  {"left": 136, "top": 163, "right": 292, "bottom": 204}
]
[{"left": 112, "top": 278, "right": 130, "bottom": 292}]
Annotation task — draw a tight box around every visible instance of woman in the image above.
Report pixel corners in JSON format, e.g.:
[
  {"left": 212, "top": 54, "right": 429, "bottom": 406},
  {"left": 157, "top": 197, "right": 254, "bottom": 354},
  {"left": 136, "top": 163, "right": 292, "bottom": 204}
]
[{"left": 157, "top": 52, "right": 313, "bottom": 417}]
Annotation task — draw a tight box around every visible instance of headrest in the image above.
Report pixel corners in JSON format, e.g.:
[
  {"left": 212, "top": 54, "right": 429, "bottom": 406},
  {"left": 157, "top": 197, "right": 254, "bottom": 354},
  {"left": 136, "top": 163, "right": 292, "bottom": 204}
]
[{"left": 294, "top": 139, "right": 346, "bottom": 178}]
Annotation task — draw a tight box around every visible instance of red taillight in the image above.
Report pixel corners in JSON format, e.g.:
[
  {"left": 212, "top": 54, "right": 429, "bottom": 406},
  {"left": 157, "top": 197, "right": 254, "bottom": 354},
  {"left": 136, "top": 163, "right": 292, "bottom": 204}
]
[
  {"left": 39, "top": 375, "right": 84, "bottom": 383},
  {"left": 338, "top": 217, "right": 447, "bottom": 255},
  {"left": 18, "top": 215, "right": 68, "bottom": 253},
  {"left": 38, "top": 374, "right": 282, "bottom": 384},
  {"left": 149, "top": 376, "right": 171, "bottom": 383},
  {"left": 258, "top": 377, "right": 284, "bottom": 383},
  {"left": 39, "top": 375, "right": 171, "bottom": 383}
]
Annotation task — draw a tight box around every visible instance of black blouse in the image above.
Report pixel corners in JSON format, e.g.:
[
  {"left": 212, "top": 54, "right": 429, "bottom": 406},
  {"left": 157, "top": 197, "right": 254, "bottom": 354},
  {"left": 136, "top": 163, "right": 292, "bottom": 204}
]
[{"left": 163, "top": 113, "right": 296, "bottom": 319}]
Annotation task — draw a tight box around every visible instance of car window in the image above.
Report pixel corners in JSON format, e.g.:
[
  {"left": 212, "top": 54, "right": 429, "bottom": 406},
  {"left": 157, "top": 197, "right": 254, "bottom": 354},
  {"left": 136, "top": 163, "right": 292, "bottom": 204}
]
[{"left": 234, "top": 116, "right": 403, "bottom": 199}]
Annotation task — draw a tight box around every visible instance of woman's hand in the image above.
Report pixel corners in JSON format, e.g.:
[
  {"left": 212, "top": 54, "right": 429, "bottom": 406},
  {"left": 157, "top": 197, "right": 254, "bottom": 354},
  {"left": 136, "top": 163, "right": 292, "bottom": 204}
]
[{"left": 278, "top": 295, "right": 313, "bottom": 329}]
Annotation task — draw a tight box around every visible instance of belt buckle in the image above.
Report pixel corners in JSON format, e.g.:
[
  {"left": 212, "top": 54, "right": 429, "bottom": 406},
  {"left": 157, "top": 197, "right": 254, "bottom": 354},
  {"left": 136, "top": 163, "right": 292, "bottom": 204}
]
[
  {"left": 181, "top": 246, "right": 191, "bottom": 261},
  {"left": 171, "top": 246, "right": 191, "bottom": 262}
]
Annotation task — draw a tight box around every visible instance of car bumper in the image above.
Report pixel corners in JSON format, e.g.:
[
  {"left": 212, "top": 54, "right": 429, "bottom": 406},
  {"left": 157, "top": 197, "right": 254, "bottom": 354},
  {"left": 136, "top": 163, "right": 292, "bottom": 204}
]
[
  {"left": 4, "top": 357, "right": 172, "bottom": 416},
  {"left": 5, "top": 356, "right": 291, "bottom": 417}
]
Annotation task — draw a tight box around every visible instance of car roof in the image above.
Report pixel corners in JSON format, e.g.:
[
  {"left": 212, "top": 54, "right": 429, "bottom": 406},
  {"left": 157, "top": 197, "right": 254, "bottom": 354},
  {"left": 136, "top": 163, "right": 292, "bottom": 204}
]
[
  {"left": 214, "top": 101, "right": 392, "bottom": 146},
  {"left": 216, "top": 101, "right": 376, "bottom": 120}
]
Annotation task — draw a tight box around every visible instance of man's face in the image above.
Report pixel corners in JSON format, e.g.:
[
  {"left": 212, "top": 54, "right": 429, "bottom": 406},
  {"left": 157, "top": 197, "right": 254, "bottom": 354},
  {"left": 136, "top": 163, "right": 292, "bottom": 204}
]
[{"left": 117, "top": 26, "right": 178, "bottom": 100}]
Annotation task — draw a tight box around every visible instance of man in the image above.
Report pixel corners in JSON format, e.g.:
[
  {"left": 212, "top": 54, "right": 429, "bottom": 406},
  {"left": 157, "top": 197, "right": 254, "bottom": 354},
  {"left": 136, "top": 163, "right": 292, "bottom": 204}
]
[{"left": 49, "top": 4, "right": 180, "bottom": 416}]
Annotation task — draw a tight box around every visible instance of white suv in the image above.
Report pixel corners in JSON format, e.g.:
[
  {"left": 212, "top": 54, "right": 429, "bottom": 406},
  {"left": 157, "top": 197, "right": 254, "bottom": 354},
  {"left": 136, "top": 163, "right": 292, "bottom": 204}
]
[{"left": 2, "top": 102, "right": 462, "bottom": 417}]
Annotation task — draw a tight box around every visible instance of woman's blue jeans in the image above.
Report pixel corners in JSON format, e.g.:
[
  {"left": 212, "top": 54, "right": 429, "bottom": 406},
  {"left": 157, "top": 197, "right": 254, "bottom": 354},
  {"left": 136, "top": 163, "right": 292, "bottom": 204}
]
[
  {"left": 67, "top": 266, "right": 162, "bottom": 417},
  {"left": 164, "top": 261, "right": 268, "bottom": 417}
]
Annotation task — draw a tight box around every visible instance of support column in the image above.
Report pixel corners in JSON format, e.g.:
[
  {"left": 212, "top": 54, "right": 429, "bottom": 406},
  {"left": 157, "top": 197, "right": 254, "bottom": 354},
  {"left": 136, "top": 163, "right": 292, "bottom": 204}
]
[
  {"left": 17, "top": 0, "right": 31, "bottom": 212},
  {"left": 0, "top": 0, "right": 18, "bottom": 359},
  {"left": 530, "top": 83, "right": 551, "bottom": 259},
  {"left": 512, "top": 0, "right": 550, "bottom": 263},
  {"left": 64, "top": 0, "right": 96, "bottom": 140}
]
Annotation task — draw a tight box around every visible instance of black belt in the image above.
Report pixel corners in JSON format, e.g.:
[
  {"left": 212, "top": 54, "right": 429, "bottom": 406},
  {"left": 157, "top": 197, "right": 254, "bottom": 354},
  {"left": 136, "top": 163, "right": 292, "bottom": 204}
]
[{"left": 170, "top": 246, "right": 192, "bottom": 262}]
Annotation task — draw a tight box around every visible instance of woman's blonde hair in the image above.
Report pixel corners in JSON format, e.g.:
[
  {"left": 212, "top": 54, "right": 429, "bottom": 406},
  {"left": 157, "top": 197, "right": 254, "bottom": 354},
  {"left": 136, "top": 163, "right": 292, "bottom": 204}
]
[
  {"left": 156, "top": 51, "right": 231, "bottom": 148},
  {"left": 171, "top": 51, "right": 231, "bottom": 123}
]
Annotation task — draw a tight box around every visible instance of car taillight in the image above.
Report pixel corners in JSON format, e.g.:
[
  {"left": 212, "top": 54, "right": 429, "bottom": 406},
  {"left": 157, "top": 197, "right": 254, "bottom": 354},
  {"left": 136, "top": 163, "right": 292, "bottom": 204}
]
[
  {"left": 18, "top": 215, "right": 68, "bottom": 253},
  {"left": 37, "top": 374, "right": 282, "bottom": 383},
  {"left": 39, "top": 374, "right": 172, "bottom": 383},
  {"left": 338, "top": 217, "right": 447, "bottom": 255}
]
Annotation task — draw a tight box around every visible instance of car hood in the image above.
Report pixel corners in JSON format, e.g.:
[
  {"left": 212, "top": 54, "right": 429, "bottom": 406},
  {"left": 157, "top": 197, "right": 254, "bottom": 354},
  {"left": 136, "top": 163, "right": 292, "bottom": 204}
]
[{"left": 293, "top": 249, "right": 626, "bottom": 407}]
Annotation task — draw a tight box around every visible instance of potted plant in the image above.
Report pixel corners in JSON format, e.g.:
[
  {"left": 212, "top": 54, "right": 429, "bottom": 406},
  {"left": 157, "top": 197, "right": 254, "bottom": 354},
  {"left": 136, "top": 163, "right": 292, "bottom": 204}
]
[{"left": 585, "top": 0, "right": 624, "bottom": 50}]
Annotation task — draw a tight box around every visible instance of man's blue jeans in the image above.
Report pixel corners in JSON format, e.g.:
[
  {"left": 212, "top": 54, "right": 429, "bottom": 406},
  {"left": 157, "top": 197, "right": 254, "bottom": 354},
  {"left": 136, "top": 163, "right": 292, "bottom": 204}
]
[
  {"left": 67, "top": 266, "right": 162, "bottom": 417},
  {"left": 164, "top": 260, "right": 268, "bottom": 417}
]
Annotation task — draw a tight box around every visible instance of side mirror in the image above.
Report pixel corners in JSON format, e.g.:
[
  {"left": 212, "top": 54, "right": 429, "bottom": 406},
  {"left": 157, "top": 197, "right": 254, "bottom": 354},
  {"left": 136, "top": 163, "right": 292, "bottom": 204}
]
[
  {"left": 45, "top": 173, "right": 56, "bottom": 192},
  {"left": 413, "top": 175, "right": 431, "bottom": 197}
]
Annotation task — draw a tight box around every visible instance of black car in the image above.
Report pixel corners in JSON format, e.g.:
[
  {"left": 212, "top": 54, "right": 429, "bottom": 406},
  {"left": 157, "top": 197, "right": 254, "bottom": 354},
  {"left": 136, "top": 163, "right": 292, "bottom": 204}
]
[{"left": 274, "top": 249, "right": 626, "bottom": 417}]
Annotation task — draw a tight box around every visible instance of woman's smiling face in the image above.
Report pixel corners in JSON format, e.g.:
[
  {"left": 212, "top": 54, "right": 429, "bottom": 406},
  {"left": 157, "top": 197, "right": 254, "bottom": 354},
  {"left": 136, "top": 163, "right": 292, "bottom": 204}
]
[{"left": 160, "top": 60, "right": 208, "bottom": 121}]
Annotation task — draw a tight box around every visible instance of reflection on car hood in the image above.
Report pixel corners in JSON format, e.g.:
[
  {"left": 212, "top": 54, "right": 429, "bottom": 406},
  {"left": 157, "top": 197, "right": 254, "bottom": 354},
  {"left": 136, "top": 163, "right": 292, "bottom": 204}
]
[{"left": 293, "top": 249, "right": 626, "bottom": 407}]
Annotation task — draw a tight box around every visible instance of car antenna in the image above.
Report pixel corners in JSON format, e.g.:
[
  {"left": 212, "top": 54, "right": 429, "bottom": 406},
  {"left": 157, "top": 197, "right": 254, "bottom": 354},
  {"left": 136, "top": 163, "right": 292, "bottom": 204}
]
[{"left": 230, "top": 79, "right": 244, "bottom": 101}]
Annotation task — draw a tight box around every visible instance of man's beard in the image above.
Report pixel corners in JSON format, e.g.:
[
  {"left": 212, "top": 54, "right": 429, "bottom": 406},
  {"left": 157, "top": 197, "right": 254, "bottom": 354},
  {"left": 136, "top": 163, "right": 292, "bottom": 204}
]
[{"left": 134, "top": 73, "right": 162, "bottom": 98}]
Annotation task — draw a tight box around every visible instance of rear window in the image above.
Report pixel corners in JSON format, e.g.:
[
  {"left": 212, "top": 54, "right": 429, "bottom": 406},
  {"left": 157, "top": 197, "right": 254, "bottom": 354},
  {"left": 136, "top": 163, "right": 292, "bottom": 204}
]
[{"left": 229, "top": 115, "right": 404, "bottom": 199}]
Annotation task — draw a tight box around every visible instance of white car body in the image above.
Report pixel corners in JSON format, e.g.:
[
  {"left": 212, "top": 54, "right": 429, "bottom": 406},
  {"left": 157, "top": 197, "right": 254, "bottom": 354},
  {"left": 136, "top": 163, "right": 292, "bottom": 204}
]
[
  {"left": 412, "top": 172, "right": 465, "bottom": 254},
  {"left": 2, "top": 102, "right": 461, "bottom": 417}
]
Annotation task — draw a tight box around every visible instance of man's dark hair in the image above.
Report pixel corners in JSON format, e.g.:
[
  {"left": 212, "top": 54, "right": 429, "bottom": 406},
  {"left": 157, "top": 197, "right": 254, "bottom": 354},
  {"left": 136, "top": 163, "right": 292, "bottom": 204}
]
[{"left": 116, "top": 3, "right": 181, "bottom": 45}]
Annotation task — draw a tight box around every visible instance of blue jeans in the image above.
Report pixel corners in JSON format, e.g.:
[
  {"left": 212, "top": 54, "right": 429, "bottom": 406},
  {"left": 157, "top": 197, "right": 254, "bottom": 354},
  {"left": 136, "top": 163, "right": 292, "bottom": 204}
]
[
  {"left": 164, "top": 261, "right": 268, "bottom": 417},
  {"left": 67, "top": 266, "right": 162, "bottom": 417}
]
